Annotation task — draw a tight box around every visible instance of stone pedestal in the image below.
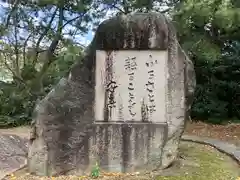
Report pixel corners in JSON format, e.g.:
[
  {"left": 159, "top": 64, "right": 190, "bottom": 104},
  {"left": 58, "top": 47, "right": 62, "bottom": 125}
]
[{"left": 89, "top": 122, "right": 168, "bottom": 173}]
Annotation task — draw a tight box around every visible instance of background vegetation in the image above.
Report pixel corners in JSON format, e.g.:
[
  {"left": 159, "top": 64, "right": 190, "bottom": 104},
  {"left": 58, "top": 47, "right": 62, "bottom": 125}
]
[{"left": 0, "top": 0, "right": 239, "bottom": 127}]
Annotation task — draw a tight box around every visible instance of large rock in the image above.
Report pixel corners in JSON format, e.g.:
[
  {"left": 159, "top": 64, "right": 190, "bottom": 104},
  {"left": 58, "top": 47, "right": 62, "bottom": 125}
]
[
  {"left": 28, "top": 12, "right": 196, "bottom": 176},
  {"left": 0, "top": 134, "right": 28, "bottom": 179}
]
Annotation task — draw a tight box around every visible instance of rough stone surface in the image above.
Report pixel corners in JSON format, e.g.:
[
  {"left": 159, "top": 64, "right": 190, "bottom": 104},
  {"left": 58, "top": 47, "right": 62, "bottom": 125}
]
[
  {"left": 28, "top": 12, "right": 196, "bottom": 176},
  {"left": 182, "top": 135, "right": 240, "bottom": 164},
  {"left": 89, "top": 122, "right": 168, "bottom": 173},
  {"left": 0, "top": 133, "right": 28, "bottom": 179}
]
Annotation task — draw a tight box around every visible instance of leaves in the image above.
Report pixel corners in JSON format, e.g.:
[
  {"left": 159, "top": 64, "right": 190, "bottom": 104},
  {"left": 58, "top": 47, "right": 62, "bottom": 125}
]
[
  {"left": 91, "top": 162, "right": 100, "bottom": 178},
  {"left": 173, "top": 0, "right": 240, "bottom": 123},
  {"left": 0, "top": 0, "right": 239, "bottom": 127}
]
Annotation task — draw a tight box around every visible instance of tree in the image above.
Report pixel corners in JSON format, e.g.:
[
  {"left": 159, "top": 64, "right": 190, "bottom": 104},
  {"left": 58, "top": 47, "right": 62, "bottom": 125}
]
[
  {"left": 98, "top": 0, "right": 180, "bottom": 15},
  {"left": 0, "top": 0, "right": 106, "bottom": 93},
  {"left": 172, "top": 0, "right": 240, "bottom": 123},
  {"left": 0, "top": 0, "right": 107, "bottom": 127}
]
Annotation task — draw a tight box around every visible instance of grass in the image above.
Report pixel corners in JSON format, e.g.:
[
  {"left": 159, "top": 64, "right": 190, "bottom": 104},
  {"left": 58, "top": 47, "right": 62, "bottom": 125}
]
[
  {"left": 155, "top": 142, "right": 240, "bottom": 180},
  {"left": 5, "top": 142, "right": 240, "bottom": 180}
]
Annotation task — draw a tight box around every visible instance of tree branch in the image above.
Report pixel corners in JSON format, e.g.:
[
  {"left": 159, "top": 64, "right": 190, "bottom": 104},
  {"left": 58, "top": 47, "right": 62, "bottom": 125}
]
[
  {"left": 160, "top": 7, "right": 172, "bottom": 14},
  {"left": 122, "top": 0, "right": 130, "bottom": 14},
  {"left": 33, "top": 4, "right": 65, "bottom": 93},
  {"left": 13, "top": 12, "right": 20, "bottom": 78},
  {"left": 32, "top": 7, "right": 58, "bottom": 65},
  {"left": 62, "top": 15, "right": 83, "bottom": 28},
  {"left": 23, "top": 33, "right": 33, "bottom": 66},
  {"left": 2, "top": 53, "right": 26, "bottom": 85},
  {"left": 110, "top": 3, "right": 125, "bottom": 14},
  {"left": 48, "top": 6, "right": 64, "bottom": 55},
  {"left": 4, "top": 0, "right": 21, "bottom": 29}
]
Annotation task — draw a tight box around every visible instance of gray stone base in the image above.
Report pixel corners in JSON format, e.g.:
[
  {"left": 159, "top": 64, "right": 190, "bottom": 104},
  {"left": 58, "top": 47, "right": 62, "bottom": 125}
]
[{"left": 89, "top": 122, "right": 168, "bottom": 173}]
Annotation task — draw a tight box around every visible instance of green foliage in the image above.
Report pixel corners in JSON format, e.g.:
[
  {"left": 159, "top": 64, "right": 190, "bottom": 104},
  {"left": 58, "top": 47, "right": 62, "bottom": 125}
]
[
  {"left": 0, "top": 0, "right": 240, "bottom": 127},
  {"left": 0, "top": 49, "right": 78, "bottom": 127},
  {"left": 173, "top": 0, "right": 240, "bottom": 124},
  {"left": 91, "top": 162, "right": 100, "bottom": 178},
  {"left": 21, "top": 65, "right": 38, "bottom": 81},
  {"left": 0, "top": 83, "right": 35, "bottom": 127},
  {"left": 0, "top": 0, "right": 88, "bottom": 127}
]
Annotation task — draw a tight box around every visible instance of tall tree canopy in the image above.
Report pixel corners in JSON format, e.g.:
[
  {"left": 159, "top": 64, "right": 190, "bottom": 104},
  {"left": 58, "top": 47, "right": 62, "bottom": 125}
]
[{"left": 0, "top": 0, "right": 239, "bottom": 127}]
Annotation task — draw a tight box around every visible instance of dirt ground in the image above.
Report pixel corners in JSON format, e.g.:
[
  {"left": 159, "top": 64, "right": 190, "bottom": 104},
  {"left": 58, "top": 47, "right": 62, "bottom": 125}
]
[
  {"left": 0, "top": 126, "right": 30, "bottom": 138},
  {"left": 0, "top": 121, "right": 240, "bottom": 180},
  {"left": 185, "top": 121, "right": 240, "bottom": 146},
  {"left": 4, "top": 142, "right": 240, "bottom": 180}
]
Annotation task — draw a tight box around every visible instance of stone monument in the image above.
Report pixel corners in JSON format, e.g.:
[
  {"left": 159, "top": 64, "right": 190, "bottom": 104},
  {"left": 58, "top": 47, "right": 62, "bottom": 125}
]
[{"left": 28, "top": 12, "right": 196, "bottom": 176}]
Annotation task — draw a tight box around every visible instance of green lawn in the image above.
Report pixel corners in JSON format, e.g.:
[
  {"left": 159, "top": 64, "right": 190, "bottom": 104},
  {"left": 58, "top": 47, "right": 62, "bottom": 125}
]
[{"left": 155, "top": 142, "right": 240, "bottom": 180}]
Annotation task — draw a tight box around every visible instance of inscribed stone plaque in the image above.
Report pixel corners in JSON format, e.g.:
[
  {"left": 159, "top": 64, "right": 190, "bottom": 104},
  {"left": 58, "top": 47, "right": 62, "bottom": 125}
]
[
  {"left": 95, "top": 50, "right": 168, "bottom": 123},
  {"left": 28, "top": 12, "right": 196, "bottom": 176}
]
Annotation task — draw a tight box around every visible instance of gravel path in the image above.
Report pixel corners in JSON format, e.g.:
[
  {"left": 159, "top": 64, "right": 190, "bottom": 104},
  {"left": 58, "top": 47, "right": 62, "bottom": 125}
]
[{"left": 0, "top": 126, "right": 30, "bottom": 139}]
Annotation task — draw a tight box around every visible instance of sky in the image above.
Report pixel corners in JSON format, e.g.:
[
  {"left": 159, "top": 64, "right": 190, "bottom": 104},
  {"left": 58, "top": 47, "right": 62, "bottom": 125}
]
[
  {"left": 0, "top": 1, "right": 170, "bottom": 81},
  {"left": 0, "top": 1, "right": 169, "bottom": 48},
  {"left": 0, "top": 1, "right": 113, "bottom": 81},
  {"left": 0, "top": 1, "right": 112, "bottom": 47}
]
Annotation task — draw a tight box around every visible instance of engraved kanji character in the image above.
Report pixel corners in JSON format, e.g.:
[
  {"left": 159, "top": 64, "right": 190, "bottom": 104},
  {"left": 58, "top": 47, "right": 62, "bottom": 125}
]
[
  {"left": 129, "top": 108, "right": 136, "bottom": 117},
  {"left": 146, "top": 81, "right": 154, "bottom": 92},
  {"left": 148, "top": 93, "right": 155, "bottom": 102},
  {"left": 125, "top": 57, "right": 137, "bottom": 71},
  {"left": 106, "top": 81, "right": 118, "bottom": 93},
  {"left": 148, "top": 104, "right": 156, "bottom": 113}
]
